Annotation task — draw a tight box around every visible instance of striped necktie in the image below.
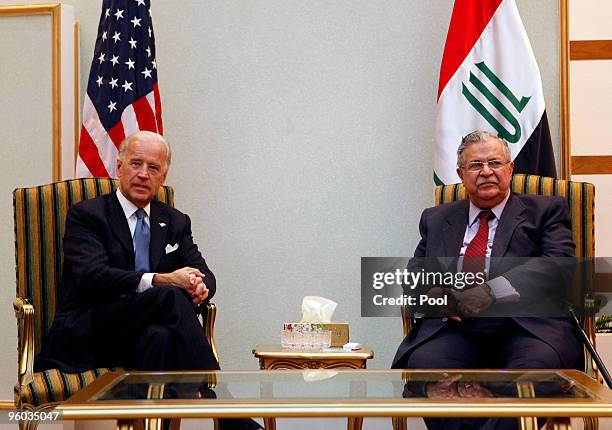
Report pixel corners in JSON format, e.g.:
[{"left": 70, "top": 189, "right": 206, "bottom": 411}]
[{"left": 463, "top": 210, "right": 494, "bottom": 274}]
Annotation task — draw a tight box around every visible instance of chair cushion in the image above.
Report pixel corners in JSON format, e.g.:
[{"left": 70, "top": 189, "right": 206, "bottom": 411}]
[{"left": 15, "top": 367, "right": 115, "bottom": 407}]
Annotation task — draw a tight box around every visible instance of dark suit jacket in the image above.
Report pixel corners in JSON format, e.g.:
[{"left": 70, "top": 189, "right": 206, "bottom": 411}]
[
  {"left": 392, "top": 192, "right": 579, "bottom": 368},
  {"left": 37, "top": 193, "right": 216, "bottom": 372}
]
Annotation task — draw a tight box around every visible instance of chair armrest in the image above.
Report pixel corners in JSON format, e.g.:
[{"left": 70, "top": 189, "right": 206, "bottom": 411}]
[
  {"left": 196, "top": 302, "right": 219, "bottom": 364},
  {"left": 13, "top": 297, "right": 35, "bottom": 390},
  {"left": 401, "top": 304, "right": 413, "bottom": 337}
]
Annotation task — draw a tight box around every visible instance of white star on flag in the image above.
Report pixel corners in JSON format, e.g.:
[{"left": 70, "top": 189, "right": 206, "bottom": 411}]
[
  {"left": 96, "top": 76, "right": 103, "bottom": 87},
  {"left": 105, "top": 8, "right": 110, "bottom": 18},
  {"left": 109, "top": 78, "right": 118, "bottom": 89},
  {"left": 125, "top": 58, "right": 135, "bottom": 69},
  {"left": 102, "top": 31, "right": 107, "bottom": 41},
  {"left": 131, "top": 17, "right": 142, "bottom": 27},
  {"left": 110, "top": 55, "right": 120, "bottom": 66},
  {"left": 114, "top": 9, "right": 124, "bottom": 20},
  {"left": 112, "top": 31, "right": 121, "bottom": 43},
  {"left": 108, "top": 101, "right": 117, "bottom": 112},
  {"left": 141, "top": 68, "right": 152, "bottom": 79},
  {"left": 98, "top": 53, "right": 106, "bottom": 64},
  {"left": 128, "top": 38, "right": 137, "bottom": 49},
  {"left": 122, "top": 80, "right": 133, "bottom": 92}
]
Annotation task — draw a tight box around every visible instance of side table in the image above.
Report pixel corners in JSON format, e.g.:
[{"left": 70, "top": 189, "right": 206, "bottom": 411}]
[
  {"left": 252, "top": 344, "right": 374, "bottom": 430},
  {"left": 253, "top": 344, "right": 373, "bottom": 370}
]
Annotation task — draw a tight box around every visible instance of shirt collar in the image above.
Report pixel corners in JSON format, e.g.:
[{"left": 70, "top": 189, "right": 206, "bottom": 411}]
[
  {"left": 468, "top": 191, "right": 511, "bottom": 227},
  {"left": 116, "top": 189, "right": 150, "bottom": 219}
]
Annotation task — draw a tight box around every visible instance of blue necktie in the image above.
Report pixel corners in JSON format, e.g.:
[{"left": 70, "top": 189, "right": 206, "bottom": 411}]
[{"left": 134, "top": 209, "right": 151, "bottom": 272}]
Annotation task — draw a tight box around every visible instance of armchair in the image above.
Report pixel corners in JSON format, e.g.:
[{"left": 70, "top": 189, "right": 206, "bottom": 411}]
[
  {"left": 395, "top": 174, "right": 598, "bottom": 430},
  {"left": 13, "top": 178, "right": 218, "bottom": 429}
]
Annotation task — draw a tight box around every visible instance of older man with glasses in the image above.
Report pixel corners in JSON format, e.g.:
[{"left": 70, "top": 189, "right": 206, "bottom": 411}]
[{"left": 392, "top": 131, "right": 581, "bottom": 430}]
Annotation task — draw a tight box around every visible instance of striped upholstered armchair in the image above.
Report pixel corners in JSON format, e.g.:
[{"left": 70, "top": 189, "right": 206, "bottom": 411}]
[
  {"left": 395, "top": 174, "right": 598, "bottom": 430},
  {"left": 13, "top": 178, "right": 218, "bottom": 423}
]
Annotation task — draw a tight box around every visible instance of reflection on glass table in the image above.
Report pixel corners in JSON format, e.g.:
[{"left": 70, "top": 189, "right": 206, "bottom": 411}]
[{"left": 57, "top": 368, "right": 612, "bottom": 430}]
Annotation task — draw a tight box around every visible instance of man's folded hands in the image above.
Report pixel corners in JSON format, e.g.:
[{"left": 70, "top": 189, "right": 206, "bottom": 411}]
[
  {"left": 152, "top": 267, "right": 209, "bottom": 305},
  {"left": 426, "top": 284, "right": 494, "bottom": 318}
]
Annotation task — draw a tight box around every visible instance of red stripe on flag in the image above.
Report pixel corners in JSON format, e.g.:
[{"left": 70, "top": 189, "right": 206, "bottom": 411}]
[
  {"left": 78, "top": 126, "right": 110, "bottom": 177},
  {"left": 153, "top": 84, "right": 164, "bottom": 135},
  {"left": 437, "top": 0, "right": 503, "bottom": 100},
  {"left": 107, "top": 121, "right": 126, "bottom": 150},
  {"left": 133, "top": 96, "right": 158, "bottom": 132}
]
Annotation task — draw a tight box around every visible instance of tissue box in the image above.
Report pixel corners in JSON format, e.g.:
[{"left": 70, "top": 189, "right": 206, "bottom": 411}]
[
  {"left": 322, "top": 322, "right": 349, "bottom": 347},
  {"left": 284, "top": 322, "right": 349, "bottom": 347}
]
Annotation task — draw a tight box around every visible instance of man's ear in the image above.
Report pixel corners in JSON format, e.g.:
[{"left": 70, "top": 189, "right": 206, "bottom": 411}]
[
  {"left": 116, "top": 158, "right": 123, "bottom": 176},
  {"left": 456, "top": 167, "right": 464, "bottom": 181}
]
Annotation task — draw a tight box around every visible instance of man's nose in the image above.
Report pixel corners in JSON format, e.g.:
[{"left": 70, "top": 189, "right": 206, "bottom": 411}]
[
  {"left": 136, "top": 165, "right": 150, "bottom": 177},
  {"left": 480, "top": 164, "right": 494, "bottom": 175}
]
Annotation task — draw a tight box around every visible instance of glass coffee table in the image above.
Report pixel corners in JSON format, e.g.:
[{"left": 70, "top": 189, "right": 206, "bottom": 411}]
[{"left": 57, "top": 369, "right": 612, "bottom": 430}]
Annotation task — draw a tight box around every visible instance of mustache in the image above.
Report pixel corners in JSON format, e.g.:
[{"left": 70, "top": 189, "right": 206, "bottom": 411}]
[{"left": 476, "top": 178, "right": 499, "bottom": 186}]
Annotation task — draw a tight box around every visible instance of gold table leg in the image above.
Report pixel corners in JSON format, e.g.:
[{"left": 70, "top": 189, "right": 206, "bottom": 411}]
[
  {"left": 117, "top": 419, "right": 142, "bottom": 430},
  {"left": 583, "top": 417, "right": 598, "bottom": 430},
  {"left": 519, "top": 416, "right": 538, "bottom": 430},
  {"left": 264, "top": 417, "right": 276, "bottom": 430},
  {"left": 549, "top": 417, "right": 572, "bottom": 430},
  {"left": 391, "top": 416, "right": 408, "bottom": 430},
  {"left": 348, "top": 416, "right": 363, "bottom": 430},
  {"left": 257, "top": 353, "right": 370, "bottom": 430},
  {"left": 516, "top": 381, "right": 537, "bottom": 430}
]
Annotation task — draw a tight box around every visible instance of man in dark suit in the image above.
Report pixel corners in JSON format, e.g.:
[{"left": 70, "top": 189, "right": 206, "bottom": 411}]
[
  {"left": 392, "top": 131, "right": 580, "bottom": 430},
  {"left": 39, "top": 131, "right": 261, "bottom": 429}
]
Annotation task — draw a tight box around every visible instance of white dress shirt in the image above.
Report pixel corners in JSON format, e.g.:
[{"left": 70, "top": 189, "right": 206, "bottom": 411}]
[{"left": 116, "top": 189, "right": 154, "bottom": 292}]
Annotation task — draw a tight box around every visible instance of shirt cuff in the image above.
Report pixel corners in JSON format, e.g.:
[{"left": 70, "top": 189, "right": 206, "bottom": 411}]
[
  {"left": 136, "top": 273, "right": 155, "bottom": 293},
  {"left": 487, "top": 276, "right": 520, "bottom": 303}
]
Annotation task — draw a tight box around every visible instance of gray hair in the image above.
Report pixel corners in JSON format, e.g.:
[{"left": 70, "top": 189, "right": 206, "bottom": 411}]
[
  {"left": 457, "top": 131, "right": 511, "bottom": 167},
  {"left": 118, "top": 131, "right": 172, "bottom": 172}
]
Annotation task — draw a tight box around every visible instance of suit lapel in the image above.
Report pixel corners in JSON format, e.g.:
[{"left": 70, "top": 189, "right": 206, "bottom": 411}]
[
  {"left": 442, "top": 200, "right": 469, "bottom": 258},
  {"left": 491, "top": 193, "right": 525, "bottom": 258},
  {"left": 149, "top": 201, "right": 169, "bottom": 271},
  {"left": 108, "top": 194, "right": 135, "bottom": 261}
]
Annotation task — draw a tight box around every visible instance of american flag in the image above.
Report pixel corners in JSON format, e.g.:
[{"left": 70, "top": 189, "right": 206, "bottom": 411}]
[{"left": 76, "top": 0, "right": 162, "bottom": 178}]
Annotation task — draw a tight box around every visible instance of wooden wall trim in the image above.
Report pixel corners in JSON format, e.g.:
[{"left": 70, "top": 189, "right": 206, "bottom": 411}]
[
  {"left": 559, "top": 0, "right": 571, "bottom": 179},
  {"left": 595, "top": 273, "right": 612, "bottom": 293},
  {"left": 570, "top": 40, "right": 612, "bottom": 61},
  {"left": 571, "top": 156, "right": 612, "bottom": 174},
  {"left": 0, "top": 3, "right": 62, "bottom": 180}
]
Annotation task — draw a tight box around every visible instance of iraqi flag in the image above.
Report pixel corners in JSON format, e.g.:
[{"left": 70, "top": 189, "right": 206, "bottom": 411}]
[{"left": 434, "top": 0, "right": 556, "bottom": 185}]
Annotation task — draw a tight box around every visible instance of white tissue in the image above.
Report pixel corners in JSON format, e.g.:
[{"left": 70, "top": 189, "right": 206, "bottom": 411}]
[{"left": 300, "top": 296, "right": 338, "bottom": 323}]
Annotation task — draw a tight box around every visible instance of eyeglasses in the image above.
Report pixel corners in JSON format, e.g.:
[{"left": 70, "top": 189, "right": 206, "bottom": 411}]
[{"left": 460, "top": 160, "right": 510, "bottom": 172}]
